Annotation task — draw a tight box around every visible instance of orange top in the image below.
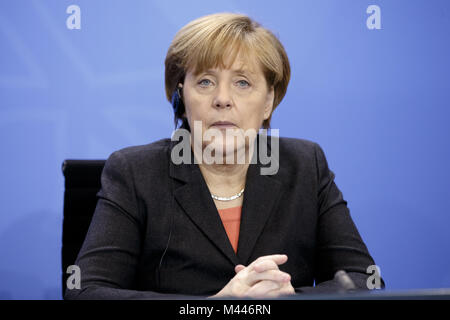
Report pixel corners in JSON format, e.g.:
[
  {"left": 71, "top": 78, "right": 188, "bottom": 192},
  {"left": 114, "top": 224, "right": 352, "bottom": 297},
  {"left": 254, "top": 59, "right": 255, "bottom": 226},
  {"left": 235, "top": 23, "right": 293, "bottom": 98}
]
[{"left": 217, "top": 206, "right": 242, "bottom": 253}]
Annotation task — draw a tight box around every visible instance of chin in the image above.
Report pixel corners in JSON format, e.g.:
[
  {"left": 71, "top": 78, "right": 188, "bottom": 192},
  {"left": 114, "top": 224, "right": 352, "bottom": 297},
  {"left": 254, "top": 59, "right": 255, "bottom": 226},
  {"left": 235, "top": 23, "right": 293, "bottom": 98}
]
[{"left": 202, "top": 139, "right": 247, "bottom": 165}]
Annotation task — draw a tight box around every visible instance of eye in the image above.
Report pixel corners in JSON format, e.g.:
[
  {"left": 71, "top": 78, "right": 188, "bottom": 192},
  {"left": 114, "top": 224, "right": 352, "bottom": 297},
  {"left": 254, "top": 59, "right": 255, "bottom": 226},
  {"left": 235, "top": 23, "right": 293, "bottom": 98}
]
[
  {"left": 198, "top": 79, "right": 213, "bottom": 87},
  {"left": 236, "top": 80, "right": 250, "bottom": 88}
]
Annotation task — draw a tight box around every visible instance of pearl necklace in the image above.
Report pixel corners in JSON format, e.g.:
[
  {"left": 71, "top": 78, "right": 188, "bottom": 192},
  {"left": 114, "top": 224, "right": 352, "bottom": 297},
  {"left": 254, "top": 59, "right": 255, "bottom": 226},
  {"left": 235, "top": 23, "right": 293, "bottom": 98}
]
[{"left": 211, "top": 188, "right": 245, "bottom": 202}]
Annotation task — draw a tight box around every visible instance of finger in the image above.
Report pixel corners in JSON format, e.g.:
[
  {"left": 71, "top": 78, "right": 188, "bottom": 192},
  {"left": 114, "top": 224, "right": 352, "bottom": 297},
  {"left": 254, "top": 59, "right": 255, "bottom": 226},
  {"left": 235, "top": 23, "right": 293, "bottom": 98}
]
[
  {"left": 246, "top": 269, "right": 291, "bottom": 286},
  {"left": 250, "top": 254, "right": 288, "bottom": 269},
  {"left": 245, "top": 280, "right": 282, "bottom": 298},
  {"left": 252, "top": 259, "right": 280, "bottom": 273},
  {"left": 235, "top": 264, "right": 246, "bottom": 273},
  {"left": 264, "top": 283, "right": 296, "bottom": 298}
]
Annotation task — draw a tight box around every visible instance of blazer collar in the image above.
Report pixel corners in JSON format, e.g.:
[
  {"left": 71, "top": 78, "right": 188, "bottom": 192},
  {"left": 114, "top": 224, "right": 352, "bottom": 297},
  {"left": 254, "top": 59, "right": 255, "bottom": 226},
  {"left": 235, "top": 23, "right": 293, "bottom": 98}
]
[{"left": 168, "top": 135, "right": 283, "bottom": 267}]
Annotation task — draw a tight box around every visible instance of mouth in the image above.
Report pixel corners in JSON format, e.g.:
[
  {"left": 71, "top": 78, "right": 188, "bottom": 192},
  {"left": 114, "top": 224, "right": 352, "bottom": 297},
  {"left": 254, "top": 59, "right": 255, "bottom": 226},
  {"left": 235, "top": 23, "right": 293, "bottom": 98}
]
[{"left": 210, "top": 121, "right": 237, "bottom": 129}]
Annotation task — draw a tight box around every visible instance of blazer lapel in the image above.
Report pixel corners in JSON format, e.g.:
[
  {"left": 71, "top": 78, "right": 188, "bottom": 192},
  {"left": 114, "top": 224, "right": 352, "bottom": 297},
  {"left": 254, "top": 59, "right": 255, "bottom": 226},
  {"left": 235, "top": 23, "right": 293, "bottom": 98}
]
[
  {"left": 237, "top": 157, "right": 284, "bottom": 265},
  {"left": 169, "top": 145, "right": 239, "bottom": 267},
  {"left": 168, "top": 135, "right": 284, "bottom": 268}
]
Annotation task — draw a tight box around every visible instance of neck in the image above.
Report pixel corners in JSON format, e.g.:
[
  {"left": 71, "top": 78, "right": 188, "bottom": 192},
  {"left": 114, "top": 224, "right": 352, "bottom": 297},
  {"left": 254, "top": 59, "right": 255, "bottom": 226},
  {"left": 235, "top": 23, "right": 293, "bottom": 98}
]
[
  {"left": 198, "top": 161, "right": 249, "bottom": 196},
  {"left": 194, "top": 143, "right": 255, "bottom": 197}
]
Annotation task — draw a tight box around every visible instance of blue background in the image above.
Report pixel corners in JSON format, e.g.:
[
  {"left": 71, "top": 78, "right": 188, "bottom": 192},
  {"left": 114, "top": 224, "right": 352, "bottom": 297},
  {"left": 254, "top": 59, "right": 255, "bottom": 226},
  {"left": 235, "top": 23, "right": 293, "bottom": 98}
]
[{"left": 0, "top": 0, "right": 449, "bottom": 299}]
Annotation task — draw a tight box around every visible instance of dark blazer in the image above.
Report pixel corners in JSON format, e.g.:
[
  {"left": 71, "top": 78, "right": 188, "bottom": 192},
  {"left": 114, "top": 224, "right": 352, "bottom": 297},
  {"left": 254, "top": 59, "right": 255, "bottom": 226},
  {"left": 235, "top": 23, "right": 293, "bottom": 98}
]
[{"left": 65, "top": 136, "right": 382, "bottom": 299}]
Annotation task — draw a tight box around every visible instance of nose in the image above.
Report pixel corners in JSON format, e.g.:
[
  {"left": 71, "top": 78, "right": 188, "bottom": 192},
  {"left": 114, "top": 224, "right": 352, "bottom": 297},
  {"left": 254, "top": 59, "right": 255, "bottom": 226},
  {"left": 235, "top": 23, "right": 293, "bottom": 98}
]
[{"left": 213, "top": 83, "right": 233, "bottom": 109}]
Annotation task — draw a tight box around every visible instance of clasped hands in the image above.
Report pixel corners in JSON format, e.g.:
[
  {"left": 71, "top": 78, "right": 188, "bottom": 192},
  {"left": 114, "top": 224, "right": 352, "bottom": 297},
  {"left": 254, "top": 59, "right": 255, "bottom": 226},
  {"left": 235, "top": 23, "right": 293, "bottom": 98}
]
[{"left": 211, "top": 254, "right": 295, "bottom": 298}]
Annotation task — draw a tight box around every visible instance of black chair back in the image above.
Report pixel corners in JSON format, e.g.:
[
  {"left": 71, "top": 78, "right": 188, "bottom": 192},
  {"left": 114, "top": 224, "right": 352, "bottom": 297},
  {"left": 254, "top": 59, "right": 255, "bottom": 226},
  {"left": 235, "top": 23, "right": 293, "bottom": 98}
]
[{"left": 61, "top": 159, "right": 105, "bottom": 297}]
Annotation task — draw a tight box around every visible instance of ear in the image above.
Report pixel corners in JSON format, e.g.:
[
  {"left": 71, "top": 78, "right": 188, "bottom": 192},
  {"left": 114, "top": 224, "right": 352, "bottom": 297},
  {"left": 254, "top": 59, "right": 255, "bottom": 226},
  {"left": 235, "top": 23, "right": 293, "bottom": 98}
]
[{"left": 263, "top": 86, "right": 275, "bottom": 120}]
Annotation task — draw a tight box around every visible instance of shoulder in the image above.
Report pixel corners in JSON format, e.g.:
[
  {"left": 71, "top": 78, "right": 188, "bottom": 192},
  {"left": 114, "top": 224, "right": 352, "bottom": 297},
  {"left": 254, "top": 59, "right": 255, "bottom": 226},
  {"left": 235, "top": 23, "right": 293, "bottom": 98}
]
[
  {"left": 273, "top": 136, "right": 328, "bottom": 181},
  {"left": 105, "top": 138, "right": 172, "bottom": 173},
  {"left": 278, "top": 136, "right": 323, "bottom": 164},
  {"left": 112, "top": 138, "right": 172, "bottom": 159},
  {"left": 278, "top": 136, "right": 319, "bottom": 156}
]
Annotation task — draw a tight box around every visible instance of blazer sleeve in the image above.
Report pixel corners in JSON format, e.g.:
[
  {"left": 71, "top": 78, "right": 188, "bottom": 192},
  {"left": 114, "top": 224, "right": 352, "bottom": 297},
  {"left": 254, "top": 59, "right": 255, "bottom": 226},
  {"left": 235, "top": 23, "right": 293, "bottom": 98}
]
[
  {"left": 64, "top": 150, "right": 186, "bottom": 300},
  {"left": 295, "top": 143, "right": 385, "bottom": 294}
]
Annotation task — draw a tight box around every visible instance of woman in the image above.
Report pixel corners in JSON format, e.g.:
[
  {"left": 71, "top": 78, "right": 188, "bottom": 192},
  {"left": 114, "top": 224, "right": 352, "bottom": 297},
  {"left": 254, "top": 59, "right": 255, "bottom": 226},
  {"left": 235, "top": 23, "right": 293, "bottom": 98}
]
[{"left": 65, "top": 12, "right": 383, "bottom": 299}]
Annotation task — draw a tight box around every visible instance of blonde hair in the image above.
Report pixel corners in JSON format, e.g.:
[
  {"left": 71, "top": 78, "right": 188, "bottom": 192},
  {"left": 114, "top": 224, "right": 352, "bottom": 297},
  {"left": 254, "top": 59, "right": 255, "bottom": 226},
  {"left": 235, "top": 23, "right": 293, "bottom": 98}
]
[{"left": 165, "top": 12, "right": 290, "bottom": 130}]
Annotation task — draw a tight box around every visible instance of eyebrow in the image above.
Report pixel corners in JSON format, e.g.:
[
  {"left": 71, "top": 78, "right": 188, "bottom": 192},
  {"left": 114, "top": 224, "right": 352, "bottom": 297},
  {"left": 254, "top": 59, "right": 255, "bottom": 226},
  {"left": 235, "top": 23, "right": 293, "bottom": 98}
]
[{"left": 201, "top": 68, "right": 256, "bottom": 76}]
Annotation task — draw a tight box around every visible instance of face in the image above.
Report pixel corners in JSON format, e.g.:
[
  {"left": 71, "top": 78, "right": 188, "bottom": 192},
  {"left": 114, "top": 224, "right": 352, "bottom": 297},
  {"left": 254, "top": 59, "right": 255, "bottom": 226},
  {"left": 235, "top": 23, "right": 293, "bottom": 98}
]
[{"left": 181, "top": 53, "right": 275, "bottom": 163}]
